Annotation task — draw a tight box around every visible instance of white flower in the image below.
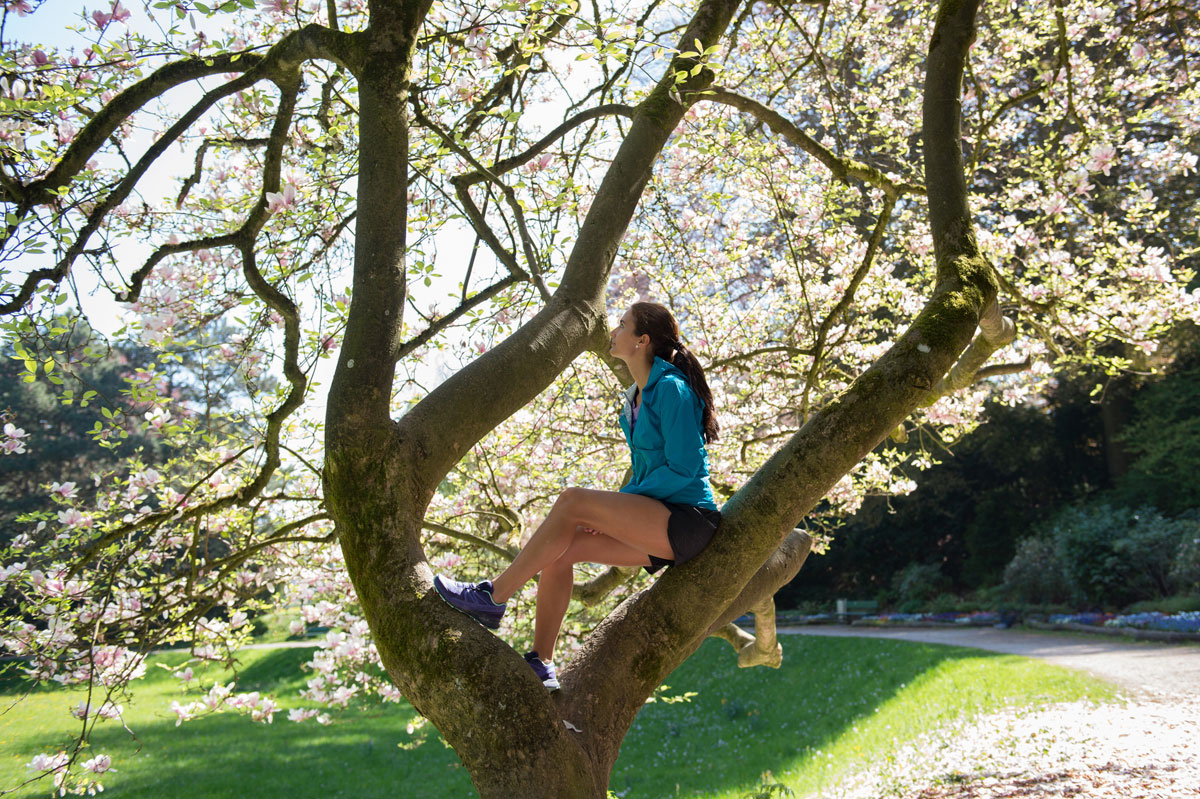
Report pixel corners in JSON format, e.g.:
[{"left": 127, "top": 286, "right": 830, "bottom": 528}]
[
  {"left": 83, "top": 754, "right": 112, "bottom": 773},
  {"left": 26, "top": 752, "right": 69, "bottom": 772},
  {"left": 265, "top": 183, "right": 297, "bottom": 213},
  {"left": 50, "top": 481, "right": 78, "bottom": 499}
]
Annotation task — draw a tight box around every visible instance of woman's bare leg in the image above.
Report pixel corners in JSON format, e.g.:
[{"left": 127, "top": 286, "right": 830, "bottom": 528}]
[
  {"left": 490, "top": 487, "right": 672, "bottom": 604},
  {"left": 531, "top": 529, "right": 660, "bottom": 659}
]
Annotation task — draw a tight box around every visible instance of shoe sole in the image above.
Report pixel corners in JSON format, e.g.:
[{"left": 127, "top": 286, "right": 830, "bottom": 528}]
[
  {"left": 542, "top": 678, "right": 560, "bottom": 690},
  {"left": 433, "top": 576, "right": 502, "bottom": 630}
]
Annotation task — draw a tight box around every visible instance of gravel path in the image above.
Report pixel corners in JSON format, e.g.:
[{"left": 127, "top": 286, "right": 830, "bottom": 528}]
[
  {"left": 779, "top": 625, "right": 1200, "bottom": 698},
  {"left": 778, "top": 626, "right": 1200, "bottom": 798}
]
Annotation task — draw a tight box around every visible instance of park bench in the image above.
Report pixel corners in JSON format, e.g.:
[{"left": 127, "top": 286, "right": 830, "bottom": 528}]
[{"left": 835, "top": 598, "right": 878, "bottom": 624}]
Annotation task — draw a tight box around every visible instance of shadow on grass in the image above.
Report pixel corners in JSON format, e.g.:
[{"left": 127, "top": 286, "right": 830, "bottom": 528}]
[
  {"left": 609, "top": 636, "right": 1076, "bottom": 798},
  {"left": 3, "top": 697, "right": 473, "bottom": 799},
  {"left": 225, "top": 647, "right": 315, "bottom": 693},
  {"left": 2, "top": 637, "right": 1103, "bottom": 799}
]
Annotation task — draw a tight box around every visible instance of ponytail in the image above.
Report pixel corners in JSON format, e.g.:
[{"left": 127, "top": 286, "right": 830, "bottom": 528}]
[{"left": 629, "top": 302, "right": 720, "bottom": 443}]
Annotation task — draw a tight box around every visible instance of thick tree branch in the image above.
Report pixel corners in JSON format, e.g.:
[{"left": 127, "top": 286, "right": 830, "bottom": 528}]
[
  {"left": 709, "top": 596, "right": 782, "bottom": 668},
  {"left": 923, "top": 0, "right": 982, "bottom": 267},
  {"left": 27, "top": 53, "right": 267, "bottom": 206},
  {"left": 395, "top": 0, "right": 742, "bottom": 484},
  {"left": 924, "top": 298, "right": 1016, "bottom": 400},
  {"left": 324, "top": 2, "right": 750, "bottom": 795}
]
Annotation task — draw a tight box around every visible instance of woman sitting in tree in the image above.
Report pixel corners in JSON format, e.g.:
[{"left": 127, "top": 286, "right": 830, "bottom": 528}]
[{"left": 433, "top": 301, "right": 721, "bottom": 689}]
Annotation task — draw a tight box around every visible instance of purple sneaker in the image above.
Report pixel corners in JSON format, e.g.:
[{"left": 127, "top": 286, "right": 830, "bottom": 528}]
[
  {"left": 433, "top": 575, "right": 506, "bottom": 629},
  {"left": 524, "top": 651, "right": 560, "bottom": 690}
]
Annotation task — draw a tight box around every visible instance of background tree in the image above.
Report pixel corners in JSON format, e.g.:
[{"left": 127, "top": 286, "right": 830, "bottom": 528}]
[{"left": 1, "top": 0, "right": 1197, "bottom": 796}]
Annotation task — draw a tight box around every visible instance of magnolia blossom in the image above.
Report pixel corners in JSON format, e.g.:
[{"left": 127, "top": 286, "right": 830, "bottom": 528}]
[
  {"left": 72, "top": 700, "right": 123, "bottom": 720},
  {"left": 56, "top": 508, "right": 92, "bottom": 529},
  {"left": 82, "top": 754, "right": 112, "bottom": 774},
  {"left": 50, "top": 481, "right": 78, "bottom": 500},
  {"left": 144, "top": 407, "right": 170, "bottom": 431},
  {"left": 26, "top": 752, "right": 69, "bottom": 773},
  {"left": 2, "top": 423, "right": 29, "bottom": 455},
  {"left": 265, "top": 183, "right": 297, "bottom": 213},
  {"left": 90, "top": 1, "right": 130, "bottom": 28},
  {"left": 169, "top": 700, "right": 195, "bottom": 726},
  {"left": 1086, "top": 142, "right": 1119, "bottom": 175}
]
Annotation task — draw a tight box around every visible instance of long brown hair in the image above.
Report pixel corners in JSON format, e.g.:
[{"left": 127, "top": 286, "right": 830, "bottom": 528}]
[{"left": 629, "top": 301, "right": 719, "bottom": 443}]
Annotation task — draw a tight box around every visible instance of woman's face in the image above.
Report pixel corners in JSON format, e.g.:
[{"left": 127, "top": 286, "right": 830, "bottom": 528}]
[{"left": 609, "top": 308, "right": 648, "bottom": 362}]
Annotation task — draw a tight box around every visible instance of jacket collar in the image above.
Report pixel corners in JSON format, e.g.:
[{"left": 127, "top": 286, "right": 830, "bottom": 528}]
[
  {"left": 644, "top": 356, "right": 676, "bottom": 391},
  {"left": 621, "top": 357, "right": 679, "bottom": 417}
]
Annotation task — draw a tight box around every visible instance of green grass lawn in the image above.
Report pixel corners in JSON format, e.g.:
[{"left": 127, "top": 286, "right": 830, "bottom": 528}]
[{"left": 0, "top": 637, "right": 1114, "bottom": 798}]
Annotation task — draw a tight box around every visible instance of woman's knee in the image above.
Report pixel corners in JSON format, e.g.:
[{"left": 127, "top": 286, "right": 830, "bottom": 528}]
[{"left": 553, "top": 487, "right": 589, "bottom": 519}]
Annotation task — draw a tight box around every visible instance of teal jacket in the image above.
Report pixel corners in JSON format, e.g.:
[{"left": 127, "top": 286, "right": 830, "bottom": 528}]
[{"left": 618, "top": 357, "right": 717, "bottom": 510}]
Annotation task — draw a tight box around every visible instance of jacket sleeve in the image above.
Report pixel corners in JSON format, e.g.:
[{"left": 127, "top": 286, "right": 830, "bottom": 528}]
[{"left": 629, "top": 378, "right": 705, "bottom": 500}]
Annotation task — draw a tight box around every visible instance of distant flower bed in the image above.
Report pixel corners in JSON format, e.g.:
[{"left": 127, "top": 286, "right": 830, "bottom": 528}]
[
  {"left": 1049, "top": 611, "right": 1200, "bottom": 633},
  {"left": 1048, "top": 612, "right": 1115, "bottom": 627},
  {"left": 1107, "top": 611, "right": 1200, "bottom": 633},
  {"left": 858, "top": 611, "right": 1004, "bottom": 626}
]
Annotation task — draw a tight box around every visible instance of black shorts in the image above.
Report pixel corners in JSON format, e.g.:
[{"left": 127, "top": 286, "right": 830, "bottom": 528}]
[{"left": 645, "top": 501, "right": 722, "bottom": 574}]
